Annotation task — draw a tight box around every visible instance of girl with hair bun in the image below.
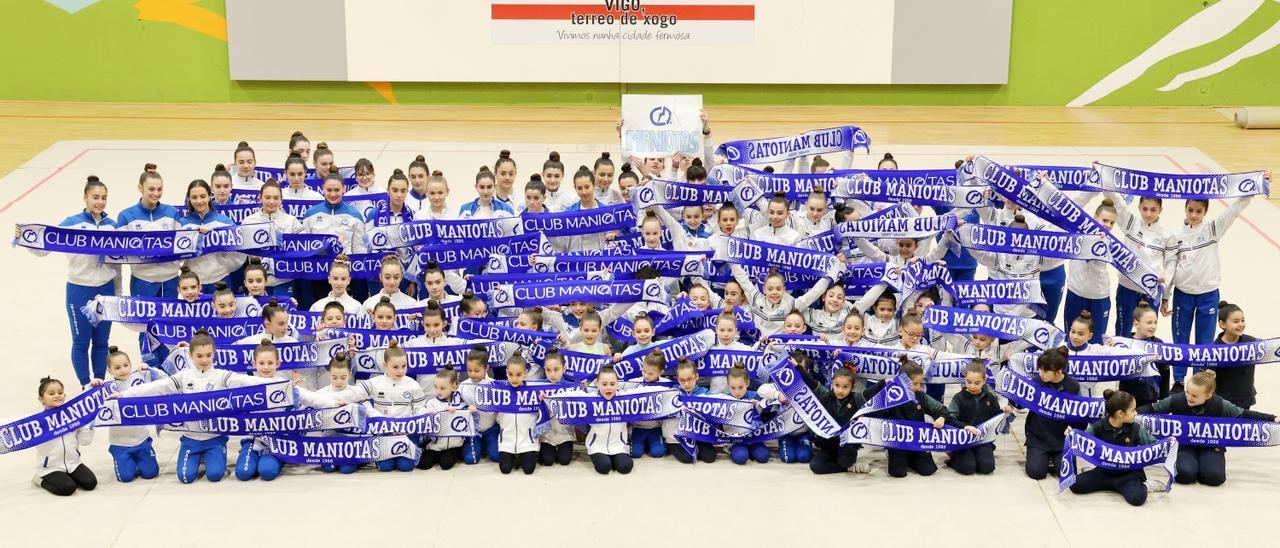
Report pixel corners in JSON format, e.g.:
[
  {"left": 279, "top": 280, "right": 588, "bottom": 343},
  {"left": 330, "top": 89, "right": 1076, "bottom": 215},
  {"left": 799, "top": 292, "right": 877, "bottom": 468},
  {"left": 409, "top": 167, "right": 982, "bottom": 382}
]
[
  {"left": 287, "top": 131, "right": 311, "bottom": 166},
  {"left": 32, "top": 377, "right": 97, "bottom": 496},
  {"left": 241, "top": 179, "right": 305, "bottom": 299},
  {"left": 493, "top": 149, "right": 521, "bottom": 209},
  {"left": 1068, "top": 389, "right": 1160, "bottom": 506},
  {"left": 1062, "top": 199, "right": 1118, "bottom": 344},
  {"left": 458, "top": 166, "right": 515, "bottom": 219},
  {"left": 21, "top": 176, "right": 119, "bottom": 387},
  {"left": 230, "top": 141, "right": 260, "bottom": 192},
  {"left": 1209, "top": 301, "right": 1259, "bottom": 408}
]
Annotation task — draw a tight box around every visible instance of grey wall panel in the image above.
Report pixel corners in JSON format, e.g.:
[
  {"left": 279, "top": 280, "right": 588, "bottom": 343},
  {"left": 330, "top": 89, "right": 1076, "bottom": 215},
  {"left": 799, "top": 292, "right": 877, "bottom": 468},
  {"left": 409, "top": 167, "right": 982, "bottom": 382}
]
[
  {"left": 890, "top": 0, "right": 1012, "bottom": 84},
  {"left": 227, "top": 0, "right": 348, "bottom": 81}
]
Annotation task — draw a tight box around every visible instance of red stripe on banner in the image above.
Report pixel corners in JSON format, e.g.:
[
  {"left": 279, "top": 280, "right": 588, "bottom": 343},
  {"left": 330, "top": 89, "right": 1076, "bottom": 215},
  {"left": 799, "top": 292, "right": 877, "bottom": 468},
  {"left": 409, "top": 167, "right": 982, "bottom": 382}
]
[{"left": 491, "top": 4, "right": 755, "bottom": 21}]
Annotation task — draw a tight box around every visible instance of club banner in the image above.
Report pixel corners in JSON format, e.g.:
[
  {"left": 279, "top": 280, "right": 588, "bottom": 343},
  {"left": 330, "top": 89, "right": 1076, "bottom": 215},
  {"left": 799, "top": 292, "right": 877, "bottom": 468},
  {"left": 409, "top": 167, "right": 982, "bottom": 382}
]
[
  {"left": 1092, "top": 163, "right": 1269, "bottom": 200},
  {"left": 1010, "top": 165, "right": 1101, "bottom": 192},
  {"left": 1109, "top": 337, "right": 1280, "bottom": 368},
  {"left": 1059, "top": 429, "right": 1177, "bottom": 493},
  {"left": 521, "top": 204, "right": 637, "bottom": 237},
  {"left": 841, "top": 413, "right": 1014, "bottom": 451},
  {"left": 717, "top": 126, "right": 870, "bottom": 165},
  {"left": 94, "top": 381, "right": 295, "bottom": 427},
  {"left": 15, "top": 224, "right": 199, "bottom": 258},
  {"left": 965, "top": 156, "right": 1163, "bottom": 301},
  {"left": 675, "top": 406, "right": 808, "bottom": 452},
  {"left": 357, "top": 411, "right": 477, "bottom": 438},
  {"left": 924, "top": 357, "right": 990, "bottom": 385},
  {"left": 708, "top": 164, "right": 844, "bottom": 200},
  {"left": 631, "top": 179, "right": 733, "bottom": 209},
  {"left": 1136, "top": 414, "right": 1280, "bottom": 448},
  {"left": 268, "top": 252, "right": 384, "bottom": 280},
  {"left": 946, "top": 279, "right": 1046, "bottom": 307},
  {"left": 162, "top": 404, "right": 365, "bottom": 434},
  {"left": 415, "top": 233, "right": 541, "bottom": 271},
  {"left": 0, "top": 385, "right": 112, "bottom": 455},
  {"left": 351, "top": 341, "right": 503, "bottom": 377},
  {"left": 676, "top": 394, "right": 763, "bottom": 431},
  {"left": 1011, "top": 352, "right": 1158, "bottom": 383},
  {"left": 544, "top": 386, "right": 682, "bottom": 425},
  {"left": 367, "top": 217, "right": 522, "bottom": 251},
  {"left": 102, "top": 223, "right": 278, "bottom": 264},
  {"left": 463, "top": 381, "right": 576, "bottom": 415},
  {"left": 764, "top": 353, "right": 843, "bottom": 438},
  {"left": 854, "top": 374, "right": 918, "bottom": 419},
  {"left": 696, "top": 349, "right": 769, "bottom": 379},
  {"left": 922, "top": 306, "right": 1067, "bottom": 349},
  {"left": 242, "top": 234, "right": 344, "bottom": 259},
  {"left": 314, "top": 327, "right": 420, "bottom": 354},
  {"left": 468, "top": 270, "right": 610, "bottom": 298},
  {"left": 530, "top": 252, "right": 705, "bottom": 279},
  {"left": 144, "top": 316, "right": 310, "bottom": 347},
  {"left": 833, "top": 174, "right": 990, "bottom": 209},
  {"left": 613, "top": 330, "right": 716, "bottom": 381},
  {"left": 83, "top": 295, "right": 266, "bottom": 329},
  {"left": 719, "top": 237, "right": 843, "bottom": 280},
  {"left": 996, "top": 368, "right": 1104, "bottom": 423},
  {"left": 835, "top": 214, "right": 957, "bottom": 240},
  {"left": 258, "top": 434, "right": 401, "bottom": 466},
  {"left": 253, "top": 166, "right": 356, "bottom": 184},
  {"left": 558, "top": 349, "right": 615, "bottom": 382},
  {"left": 953, "top": 224, "right": 1110, "bottom": 262},
  {"left": 621, "top": 94, "right": 703, "bottom": 157},
  {"left": 486, "top": 279, "right": 669, "bottom": 310},
  {"left": 456, "top": 318, "right": 557, "bottom": 349},
  {"left": 701, "top": 262, "right": 828, "bottom": 292},
  {"left": 833, "top": 168, "right": 959, "bottom": 187},
  {"left": 162, "top": 339, "right": 346, "bottom": 375}
]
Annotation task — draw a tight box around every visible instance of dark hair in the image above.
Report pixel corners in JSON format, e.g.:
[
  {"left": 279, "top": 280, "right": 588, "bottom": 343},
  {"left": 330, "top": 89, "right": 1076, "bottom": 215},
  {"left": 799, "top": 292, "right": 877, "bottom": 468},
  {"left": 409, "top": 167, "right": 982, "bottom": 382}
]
[
  {"left": 494, "top": 149, "right": 516, "bottom": 172},
  {"left": 243, "top": 257, "right": 268, "bottom": 286},
  {"left": 1009, "top": 214, "right": 1028, "bottom": 230},
  {"left": 322, "top": 172, "right": 345, "bottom": 193},
  {"left": 38, "top": 376, "right": 63, "bottom": 397},
  {"left": 524, "top": 174, "right": 546, "bottom": 196},
  {"left": 1186, "top": 198, "right": 1210, "bottom": 211},
  {"left": 459, "top": 291, "right": 485, "bottom": 316},
  {"left": 234, "top": 140, "right": 255, "bottom": 160},
  {"left": 1095, "top": 198, "right": 1117, "bottom": 218},
  {"left": 475, "top": 165, "right": 495, "bottom": 185},
  {"left": 593, "top": 151, "right": 614, "bottom": 171},
  {"left": 84, "top": 175, "right": 107, "bottom": 196},
  {"left": 1102, "top": 389, "right": 1135, "bottom": 417},
  {"left": 543, "top": 347, "right": 564, "bottom": 367},
  {"left": 262, "top": 298, "right": 287, "bottom": 324},
  {"left": 1072, "top": 310, "right": 1095, "bottom": 334},
  {"left": 466, "top": 344, "right": 490, "bottom": 366},
  {"left": 597, "top": 364, "right": 619, "bottom": 381},
  {"left": 372, "top": 295, "right": 397, "bottom": 317},
  {"left": 288, "top": 131, "right": 309, "bottom": 150},
  {"left": 768, "top": 192, "right": 788, "bottom": 209},
  {"left": 284, "top": 153, "right": 307, "bottom": 174},
  {"left": 1132, "top": 301, "right": 1157, "bottom": 324},
  {"left": 212, "top": 281, "right": 234, "bottom": 302},
  {"left": 190, "top": 328, "right": 215, "bottom": 350},
  {"left": 177, "top": 265, "right": 201, "bottom": 287},
  {"left": 965, "top": 358, "right": 986, "bottom": 377},
  {"left": 323, "top": 301, "right": 346, "bottom": 318},
  {"left": 328, "top": 353, "right": 351, "bottom": 371},
  {"left": 313, "top": 142, "right": 333, "bottom": 164},
  {"left": 185, "top": 179, "right": 215, "bottom": 212},
  {"left": 254, "top": 338, "right": 278, "bottom": 360},
  {"left": 642, "top": 349, "right": 666, "bottom": 372},
  {"left": 409, "top": 154, "right": 430, "bottom": 177},
  {"left": 618, "top": 163, "right": 640, "bottom": 184},
  {"left": 519, "top": 307, "right": 545, "bottom": 330},
  {"left": 139, "top": 169, "right": 162, "bottom": 186},
  {"left": 421, "top": 299, "right": 446, "bottom": 325},
  {"left": 436, "top": 367, "right": 459, "bottom": 384},
  {"left": 573, "top": 165, "right": 594, "bottom": 184},
  {"left": 210, "top": 164, "right": 232, "bottom": 183},
  {"left": 1139, "top": 196, "right": 1163, "bottom": 208},
  {"left": 1037, "top": 347, "right": 1069, "bottom": 373},
  {"left": 384, "top": 340, "right": 406, "bottom": 364},
  {"left": 354, "top": 157, "right": 374, "bottom": 175},
  {"left": 542, "top": 151, "right": 564, "bottom": 174},
  {"left": 810, "top": 155, "right": 830, "bottom": 172},
  {"left": 1218, "top": 300, "right": 1242, "bottom": 323},
  {"left": 686, "top": 161, "right": 707, "bottom": 182},
  {"left": 897, "top": 355, "right": 923, "bottom": 378},
  {"left": 727, "top": 362, "right": 750, "bottom": 382},
  {"left": 106, "top": 345, "right": 128, "bottom": 365},
  {"left": 580, "top": 310, "right": 603, "bottom": 328},
  {"left": 878, "top": 153, "right": 897, "bottom": 169},
  {"left": 831, "top": 366, "right": 855, "bottom": 385}
]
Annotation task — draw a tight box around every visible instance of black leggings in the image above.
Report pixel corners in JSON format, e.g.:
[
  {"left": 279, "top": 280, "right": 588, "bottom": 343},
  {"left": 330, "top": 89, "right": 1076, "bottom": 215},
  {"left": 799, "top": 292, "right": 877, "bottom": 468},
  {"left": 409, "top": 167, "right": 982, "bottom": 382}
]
[
  {"left": 540, "top": 442, "right": 573, "bottom": 466},
  {"left": 1069, "top": 469, "right": 1147, "bottom": 506},
  {"left": 887, "top": 449, "right": 937, "bottom": 478},
  {"left": 669, "top": 442, "right": 717, "bottom": 464},
  {"left": 1175, "top": 445, "right": 1227, "bottom": 486},
  {"left": 809, "top": 445, "right": 859, "bottom": 475},
  {"left": 948, "top": 443, "right": 996, "bottom": 475},
  {"left": 418, "top": 448, "right": 463, "bottom": 471},
  {"left": 499, "top": 451, "right": 538, "bottom": 475},
  {"left": 41, "top": 464, "right": 97, "bottom": 496},
  {"left": 1025, "top": 447, "right": 1060, "bottom": 480},
  {"left": 590, "top": 453, "right": 634, "bottom": 475}
]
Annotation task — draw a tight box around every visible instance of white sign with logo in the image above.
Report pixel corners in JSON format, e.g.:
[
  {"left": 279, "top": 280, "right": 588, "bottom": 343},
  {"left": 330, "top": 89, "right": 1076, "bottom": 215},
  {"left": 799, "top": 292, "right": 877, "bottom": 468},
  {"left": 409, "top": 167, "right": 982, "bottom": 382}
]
[{"left": 621, "top": 94, "right": 704, "bottom": 157}]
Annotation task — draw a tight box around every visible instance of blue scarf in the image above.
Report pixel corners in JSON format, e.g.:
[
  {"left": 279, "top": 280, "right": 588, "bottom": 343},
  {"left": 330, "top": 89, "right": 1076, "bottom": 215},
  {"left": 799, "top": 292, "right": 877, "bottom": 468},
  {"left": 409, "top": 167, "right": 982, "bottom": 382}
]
[
  {"left": 268, "top": 253, "right": 384, "bottom": 280},
  {"left": 1137, "top": 414, "right": 1280, "bottom": 448},
  {"left": 833, "top": 168, "right": 958, "bottom": 186},
  {"left": 701, "top": 262, "right": 827, "bottom": 292},
  {"left": 415, "top": 233, "right": 541, "bottom": 271},
  {"left": 965, "top": 156, "right": 1163, "bottom": 301},
  {"left": 253, "top": 166, "right": 356, "bottom": 185},
  {"left": 1010, "top": 351, "right": 1158, "bottom": 383},
  {"left": 631, "top": 179, "right": 732, "bottom": 208},
  {"left": 15, "top": 224, "right": 199, "bottom": 258},
  {"left": 716, "top": 126, "right": 870, "bottom": 164},
  {"left": 145, "top": 316, "right": 311, "bottom": 347},
  {"left": 923, "top": 357, "right": 991, "bottom": 385},
  {"left": 952, "top": 224, "right": 1110, "bottom": 261},
  {"left": 613, "top": 330, "right": 716, "bottom": 380},
  {"left": 709, "top": 164, "right": 845, "bottom": 200},
  {"left": 1110, "top": 337, "right": 1280, "bottom": 368},
  {"left": 674, "top": 406, "right": 806, "bottom": 455},
  {"left": 486, "top": 279, "right": 668, "bottom": 309},
  {"left": 1093, "top": 163, "right": 1269, "bottom": 200},
  {"left": 258, "top": 434, "right": 399, "bottom": 465},
  {"left": 103, "top": 224, "right": 278, "bottom": 264},
  {"left": 530, "top": 252, "right": 706, "bottom": 279},
  {"left": 468, "top": 270, "right": 609, "bottom": 298},
  {"left": 1059, "top": 429, "right": 1177, "bottom": 493},
  {"left": 995, "top": 368, "right": 1103, "bottom": 423},
  {"left": 455, "top": 318, "right": 557, "bottom": 359},
  {"left": 521, "top": 204, "right": 637, "bottom": 237},
  {"left": 1010, "top": 165, "right": 1099, "bottom": 192},
  {"left": 842, "top": 413, "right": 1014, "bottom": 451},
  {"left": 854, "top": 374, "right": 918, "bottom": 419},
  {"left": 559, "top": 349, "right": 615, "bottom": 382},
  {"left": 163, "top": 340, "right": 345, "bottom": 375},
  {"left": 351, "top": 341, "right": 504, "bottom": 377},
  {"left": 698, "top": 349, "right": 770, "bottom": 379},
  {"left": 720, "top": 236, "right": 843, "bottom": 280},
  {"left": 832, "top": 174, "right": 990, "bottom": 209},
  {"left": 677, "top": 394, "right": 763, "bottom": 430},
  {"left": 922, "top": 305, "right": 1066, "bottom": 349},
  {"left": 763, "top": 353, "right": 844, "bottom": 438},
  {"left": 94, "top": 381, "right": 295, "bottom": 427},
  {"left": 835, "top": 214, "right": 958, "bottom": 240},
  {"left": 163, "top": 404, "right": 365, "bottom": 435},
  {"left": 357, "top": 411, "right": 477, "bottom": 437},
  {"left": 545, "top": 386, "right": 682, "bottom": 425},
  {"left": 947, "top": 279, "right": 1045, "bottom": 307},
  {"left": 83, "top": 295, "right": 266, "bottom": 328},
  {"left": 316, "top": 327, "right": 419, "bottom": 355},
  {"left": 0, "top": 385, "right": 112, "bottom": 454},
  {"left": 367, "top": 217, "right": 522, "bottom": 250},
  {"left": 242, "top": 234, "right": 343, "bottom": 259}
]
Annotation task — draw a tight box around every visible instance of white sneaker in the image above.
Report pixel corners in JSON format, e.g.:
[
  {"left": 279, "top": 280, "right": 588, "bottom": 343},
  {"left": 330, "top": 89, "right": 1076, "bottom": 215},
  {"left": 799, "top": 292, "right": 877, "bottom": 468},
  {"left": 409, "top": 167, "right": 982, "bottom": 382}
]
[
  {"left": 853, "top": 462, "right": 872, "bottom": 474},
  {"left": 1144, "top": 479, "right": 1166, "bottom": 492}
]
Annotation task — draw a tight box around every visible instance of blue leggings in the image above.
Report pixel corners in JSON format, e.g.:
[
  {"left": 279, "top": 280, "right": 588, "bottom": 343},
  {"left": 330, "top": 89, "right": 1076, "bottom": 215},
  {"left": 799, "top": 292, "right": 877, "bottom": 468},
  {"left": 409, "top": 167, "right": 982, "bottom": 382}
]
[
  {"left": 463, "top": 426, "right": 500, "bottom": 464},
  {"left": 109, "top": 438, "right": 159, "bottom": 482},
  {"left": 1172, "top": 289, "right": 1219, "bottom": 383},
  {"left": 630, "top": 427, "right": 666, "bottom": 458},
  {"left": 730, "top": 443, "right": 770, "bottom": 465},
  {"left": 1039, "top": 266, "right": 1067, "bottom": 324},
  {"left": 1113, "top": 285, "right": 1156, "bottom": 337},
  {"left": 376, "top": 457, "right": 416, "bottom": 472},
  {"left": 1063, "top": 290, "right": 1111, "bottom": 344},
  {"left": 66, "top": 281, "right": 114, "bottom": 386},
  {"left": 235, "top": 439, "right": 282, "bottom": 481},
  {"left": 130, "top": 276, "right": 177, "bottom": 367},
  {"left": 778, "top": 433, "right": 812, "bottom": 463},
  {"left": 176, "top": 435, "right": 229, "bottom": 484}
]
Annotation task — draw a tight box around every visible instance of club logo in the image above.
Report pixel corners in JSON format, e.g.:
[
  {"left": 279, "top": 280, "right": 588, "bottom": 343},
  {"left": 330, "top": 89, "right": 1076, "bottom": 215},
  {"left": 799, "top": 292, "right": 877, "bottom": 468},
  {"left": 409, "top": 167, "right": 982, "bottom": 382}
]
[
  {"left": 268, "top": 389, "right": 288, "bottom": 404},
  {"left": 175, "top": 235, "right": 195, "bottom": 252},
  {"left": 1091, "top": 240, "right": 1109, "bottom": 259},
  {"left": 334, "top": 410, "right": 352, "bottom": 425},
  {"left": 21, "top": 229, "right": 37, "bottom": 244},
  {"left": 1239, "top": 178, "right": 1258, "bottom": 194},
  {"left": 252, "top": 229, "right": 271, "bottom": 245},
  {"left": 724, "top": 146, "right": 742, "bottom": 162},
  {"left": 1141, "top": 274, "right": 1160, "bottom": 291},
  {"left": 97, "top": 407, "right": 115, "bottom": 422},
  {"left": 370, "top": 231, "right": 389, "bottom": 249},
  {"left": 649, "top": 106, "right": 673, "bottom": 127},
  {"left": 391, "top": 441, "right": 410, "bottom": 456},
  {"left": 451, "top": 415, "right": 470, "bottom": 434},
  {"left": 849, "top": 420, "right": 869, "bottom": 441},
  {"left": 636, "top": 186, "right": 656, "bottom": 206}
]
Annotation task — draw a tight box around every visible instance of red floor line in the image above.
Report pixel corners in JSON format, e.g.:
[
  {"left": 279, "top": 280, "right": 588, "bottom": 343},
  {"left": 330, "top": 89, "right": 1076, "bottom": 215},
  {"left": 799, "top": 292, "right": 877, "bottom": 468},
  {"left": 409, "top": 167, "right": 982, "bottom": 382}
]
[{"left": 0, "top": 149, "right": 89, "bottom": 215}]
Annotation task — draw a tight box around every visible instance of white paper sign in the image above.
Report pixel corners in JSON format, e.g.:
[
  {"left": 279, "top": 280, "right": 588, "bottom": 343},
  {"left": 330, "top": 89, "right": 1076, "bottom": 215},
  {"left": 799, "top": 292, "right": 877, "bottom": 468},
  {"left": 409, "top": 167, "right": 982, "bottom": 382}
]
[{"left": 621, "top": 94, "right": 704, "bottom": 157}]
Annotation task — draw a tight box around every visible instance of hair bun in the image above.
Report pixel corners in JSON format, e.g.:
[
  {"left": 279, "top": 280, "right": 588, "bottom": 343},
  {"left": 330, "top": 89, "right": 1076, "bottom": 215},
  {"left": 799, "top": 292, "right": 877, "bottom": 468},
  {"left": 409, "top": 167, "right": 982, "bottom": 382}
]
[
  {"left": 1135, "top": 301, "right": 1152, "bottom": 310},
  {"left": 392, "top": 168, "right": 404, "bottom": 175},
  {"left": 548, "top": 151, "right": 561, "bottom": 162},
  {"left": 882, "top": 153, "right": 895, "bottom": 160},
  {"left": 260, "top": 338, "right": 272, "bottom": 346},
  {"left": 291, "top": 131, "right": 305, "bottom": 139},
  {"left": 108, "top": 345, "right": 119, "bottom": 353},
  {"left": 87, "top": 175, "right": 101, "bottom": 183},
  {"left": 143, "top": 163, "right": 158, "bottom": 171},
  {"left": 812, "top": 155, "right": 822, "bottom": 161},
  {"left": 1101, "top": 198, "right": 1115, "bottom": 207},
  {"left": 214, "top": 281, "right": 228, "bottom": 291},
  {"left": 1102, "top": 388, "right": 1116, "bottom": 399},
  {"left": 414, "top": 154, "right": 426, "bottom": 162},
  {"left": 763, "top": 166, "right": 775, "bottom": 173},
  {"left": 478, "top": 165, "right": 492, "bottom": 173},
  {"left": 1202, "top": 370, "right": 1217, "bottom": 380},
  {"left": 1077, "top": 310, "right": 1092, "bottom": 320},
  {"left": 388, "top": 340, "right": 400, "bottom": 349},
  {"left": 530, "top": 174, "right": 543, "bottom": 183},
  {"left": 1219, "top": 300, "right": 1230, "bottom": 308},
  {"left": 600, "top": 151, "right": 611, "bottom": 159},
  {"left": 431, "top": 170, "right": 443, "bottom": 177},
  {"left": 379, "top": 295, "right": 391, "bottom": 304},
  {"left": 620, "top": 164, "right": 633, "bottom": 173},
  {"left": 316, "top": 142, "right": 329, "bottom": 150},
  {"left": 691, "top": 157, "right": 703, "bottom": 167},
  {"left": 499, "top": 150, "right": 512, "bottom": 159}
]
